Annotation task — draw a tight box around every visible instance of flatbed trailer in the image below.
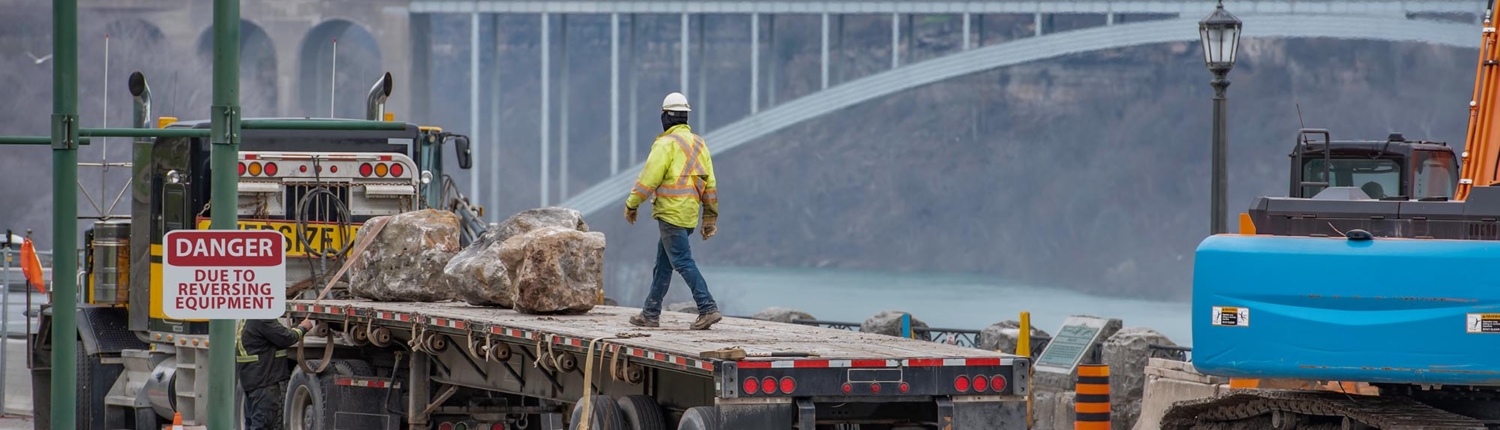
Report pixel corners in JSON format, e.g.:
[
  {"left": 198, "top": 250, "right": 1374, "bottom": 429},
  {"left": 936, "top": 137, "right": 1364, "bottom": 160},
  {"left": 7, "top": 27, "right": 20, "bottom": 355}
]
[{"left": 286, "top": 299, "right": 1031, "bottom": 430}]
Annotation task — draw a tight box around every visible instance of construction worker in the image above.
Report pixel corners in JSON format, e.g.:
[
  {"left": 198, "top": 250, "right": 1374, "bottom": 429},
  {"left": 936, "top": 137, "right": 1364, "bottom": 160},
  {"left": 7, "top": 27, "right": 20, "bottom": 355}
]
[
  {"left": 237, "top": 318, "right": 313, "bottom": 430},
  {"left": 626, "top": 92, "right": 722, "bottom": 331}
]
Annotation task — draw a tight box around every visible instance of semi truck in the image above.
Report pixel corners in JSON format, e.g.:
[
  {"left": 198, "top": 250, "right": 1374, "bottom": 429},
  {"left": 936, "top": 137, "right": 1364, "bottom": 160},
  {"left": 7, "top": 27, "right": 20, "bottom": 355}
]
[{"left": 31, "top": 69, "right": 1033, "bottom": 429}]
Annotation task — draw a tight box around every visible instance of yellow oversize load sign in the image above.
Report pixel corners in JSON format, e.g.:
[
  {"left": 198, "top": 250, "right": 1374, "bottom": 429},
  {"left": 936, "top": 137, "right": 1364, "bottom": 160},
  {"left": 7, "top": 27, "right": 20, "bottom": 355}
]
[{"left": 195, "top": 218, "right": 361, "bottom": 258}]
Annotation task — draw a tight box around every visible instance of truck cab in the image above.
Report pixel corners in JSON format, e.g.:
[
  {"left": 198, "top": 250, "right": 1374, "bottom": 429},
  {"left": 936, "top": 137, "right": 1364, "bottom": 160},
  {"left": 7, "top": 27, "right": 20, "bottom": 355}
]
[{"left": 1288, "top": 129, "right": 1460, "bottom": 201}]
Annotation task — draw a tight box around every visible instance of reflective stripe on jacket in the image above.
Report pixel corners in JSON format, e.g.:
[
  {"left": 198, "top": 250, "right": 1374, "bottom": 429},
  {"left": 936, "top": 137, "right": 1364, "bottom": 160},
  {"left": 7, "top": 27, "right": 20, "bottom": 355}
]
[
  {"left": 626, "top": 124, "right": 719, "bottom": 228},
  {"left": 236, "top": 319, "right": 305, "bottom": 392}
]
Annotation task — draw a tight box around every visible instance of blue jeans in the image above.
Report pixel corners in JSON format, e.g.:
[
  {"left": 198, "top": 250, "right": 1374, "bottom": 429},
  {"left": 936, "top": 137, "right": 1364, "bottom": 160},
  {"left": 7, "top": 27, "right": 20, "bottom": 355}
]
[{"left": 641, "top": 219, "right": 718, "bottom": 319}]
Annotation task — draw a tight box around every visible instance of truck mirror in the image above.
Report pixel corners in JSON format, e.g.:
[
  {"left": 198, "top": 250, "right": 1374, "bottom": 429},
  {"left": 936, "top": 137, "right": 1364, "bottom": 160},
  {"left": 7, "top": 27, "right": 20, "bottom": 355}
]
[{"left": 453, "top": 135, "right": 472, "bottom": 170}]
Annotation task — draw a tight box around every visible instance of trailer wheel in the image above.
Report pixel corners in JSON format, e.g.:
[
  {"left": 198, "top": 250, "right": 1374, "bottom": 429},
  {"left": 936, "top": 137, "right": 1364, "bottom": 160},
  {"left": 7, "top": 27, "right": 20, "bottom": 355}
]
[
  {"left": 285, "top": 359, "right": 375, "bottom": 430},
  {"left": 569, "top": 395, "right": 628, "bottom": 430},
  {"left": 616, "top": 395, "right": 666, "bottom": 430},
  {"left": 676, "top": 406, "right": 721, "bottom": 430}
]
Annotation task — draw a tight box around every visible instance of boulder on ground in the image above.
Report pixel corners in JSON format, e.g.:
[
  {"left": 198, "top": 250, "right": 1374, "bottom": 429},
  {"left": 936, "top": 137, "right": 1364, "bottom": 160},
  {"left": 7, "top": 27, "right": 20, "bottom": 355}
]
[
  {"left": 665, "top": 302, "right": 698, "bottom": 313},
  {"left": 1103, "top": 326, "right": 1176, "bottom": 430},
  {"left": 860, "top": 310, "right": 930, "bottom": 340},
  {"left": 348, "top": 209, "right": 462, "bottom": 302},
  {"left": 506, "top": 226, "right": 607, "bottom": 315},
  {"left": 446, "top": 207, "right": 591, "bottom": 308},
  {"left": 753, "top": 307, "right": 815, "bottom": 323},
  {"left": 976, "top": 320, "right": 1052, "bottom": 354}
]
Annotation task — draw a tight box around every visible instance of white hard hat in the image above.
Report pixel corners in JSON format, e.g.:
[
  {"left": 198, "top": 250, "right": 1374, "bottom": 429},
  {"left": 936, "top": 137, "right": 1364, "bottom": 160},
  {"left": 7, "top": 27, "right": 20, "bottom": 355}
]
[{"left": 662, "top": 92, "right": 691, "bottom": 112}]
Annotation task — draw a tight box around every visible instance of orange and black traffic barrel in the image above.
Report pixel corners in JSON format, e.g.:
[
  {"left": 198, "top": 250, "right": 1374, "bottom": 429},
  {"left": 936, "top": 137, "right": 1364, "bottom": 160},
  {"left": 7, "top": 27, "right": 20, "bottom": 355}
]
[{"left": 1075, "top": 364, "right": 1110, "bottom": 430}]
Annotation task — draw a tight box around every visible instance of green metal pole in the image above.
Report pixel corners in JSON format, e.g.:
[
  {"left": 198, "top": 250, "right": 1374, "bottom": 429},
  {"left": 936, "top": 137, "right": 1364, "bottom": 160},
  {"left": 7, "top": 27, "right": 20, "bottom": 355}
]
[
  {"left": 208, "top": 0, "right": 240, "bottom": 426},
  {"left": 0, "top": 136, "right": 90, "bottom": 145},
  {"left": 50, "top": 0, "right": 79, "bottom": 428},
  {"left": 80, "top": 127, "right": 211, "bottom": 138},
  {"left": 240, "top": 119, "right": 406, "bottom": 130}
]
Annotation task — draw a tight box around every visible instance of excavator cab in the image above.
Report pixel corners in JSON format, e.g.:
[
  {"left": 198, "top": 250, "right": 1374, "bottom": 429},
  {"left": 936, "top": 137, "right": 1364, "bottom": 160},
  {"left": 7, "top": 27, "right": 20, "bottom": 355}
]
[{"left": 1288, "top": 129, "right": 1460, "bottom": 201}]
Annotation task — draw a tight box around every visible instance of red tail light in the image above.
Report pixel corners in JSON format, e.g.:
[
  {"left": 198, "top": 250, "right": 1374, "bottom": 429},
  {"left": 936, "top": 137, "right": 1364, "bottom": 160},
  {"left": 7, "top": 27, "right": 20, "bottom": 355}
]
[
  {"left": 870, "top": 383, "right": 881, "bottom": 393},
  {"left": 761, "top": 377, "right": 777, "bottom": 395},
  {"left": 841, "top": 383, "right": 852, "bottom": 394},
  {"left": 491, "top": 424, "right": 505, "bottom": 430},
  {"left": 359, "top": 163, "right": 373, "bottom": 177},
  {"left": 954, "top": 375, "right": 970, "bottom": 392},
  {"left": 299, "top": 165, "right": 308, "bottom": 173},
  {"left": 391, "top": 163, "right": 405, "bottom": 177},
  {"left": 779, "top": 377, "right": 795, "bottom": 394},
  {"left": 899, "top": 382, "right": 910, "bottom": 393},
  {"left": 743, "top": 378, "right": 758, "bottom": 394},
  {"left": 238, "top": 162, "right": 246, "bottom": 175},
  {"left": 991, "top": 375, "right": 1007, "bottom": 392},
  {"left": 264, "top": 163, "right": 278, "bottom": 176},
  {"left": 330, "top": 165, "right": 339, "bottom": 173},
  {"left": 973, "top": 374, "right": 989, "bottom": 392}
]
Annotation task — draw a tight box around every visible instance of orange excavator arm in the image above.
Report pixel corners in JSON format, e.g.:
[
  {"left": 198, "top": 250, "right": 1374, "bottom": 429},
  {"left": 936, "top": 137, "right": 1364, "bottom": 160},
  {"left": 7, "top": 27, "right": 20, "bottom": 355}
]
[{"left": 1457, "top": 6, "right": 1500, "bottom": 201}]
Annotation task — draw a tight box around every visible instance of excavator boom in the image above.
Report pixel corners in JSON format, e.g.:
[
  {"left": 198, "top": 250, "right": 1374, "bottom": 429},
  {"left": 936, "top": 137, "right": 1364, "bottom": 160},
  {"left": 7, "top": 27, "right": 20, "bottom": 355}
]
[{"left": 1457, "top": 6, "right": 1500, "bottom": 200}]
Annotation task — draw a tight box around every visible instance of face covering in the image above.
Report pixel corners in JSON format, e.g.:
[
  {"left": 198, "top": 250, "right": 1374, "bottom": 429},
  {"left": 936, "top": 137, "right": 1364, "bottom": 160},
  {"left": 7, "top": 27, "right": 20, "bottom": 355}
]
[{"left": 661, "top": 111, "right": 688, "bottom": 131}]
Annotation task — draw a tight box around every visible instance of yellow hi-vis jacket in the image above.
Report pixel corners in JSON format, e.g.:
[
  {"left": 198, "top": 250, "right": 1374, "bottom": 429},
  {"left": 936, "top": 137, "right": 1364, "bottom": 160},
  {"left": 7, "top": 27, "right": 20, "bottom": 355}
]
[{"left": 626, "top": 124, "right": 719, "bottom": 229}]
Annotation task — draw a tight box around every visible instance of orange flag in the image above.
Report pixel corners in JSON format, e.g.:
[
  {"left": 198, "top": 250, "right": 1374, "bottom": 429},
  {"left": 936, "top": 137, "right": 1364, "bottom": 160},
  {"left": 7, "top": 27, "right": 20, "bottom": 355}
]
[{"left": 19, "top": 238, "right": 46, "bottom": 294}]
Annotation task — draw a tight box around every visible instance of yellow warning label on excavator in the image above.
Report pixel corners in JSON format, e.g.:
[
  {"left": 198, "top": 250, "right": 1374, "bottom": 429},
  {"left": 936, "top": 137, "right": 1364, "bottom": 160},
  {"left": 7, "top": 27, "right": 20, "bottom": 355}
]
[
  {"left": 1466, "top": 313, "right": 1500, "bottom": 334},
  {"left": 1211, "top": 306, "right": 1249, "bottom": 327},
  {"left": 194, "top": 218, "right": 360, "bottom": 258}
]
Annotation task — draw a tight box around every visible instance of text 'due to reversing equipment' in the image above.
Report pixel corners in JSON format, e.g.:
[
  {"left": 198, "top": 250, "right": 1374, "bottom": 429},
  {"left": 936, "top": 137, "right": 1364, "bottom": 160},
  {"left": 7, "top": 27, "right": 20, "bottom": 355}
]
[{"left": 163, "top": 230, "right": 286, "bottom": 320}]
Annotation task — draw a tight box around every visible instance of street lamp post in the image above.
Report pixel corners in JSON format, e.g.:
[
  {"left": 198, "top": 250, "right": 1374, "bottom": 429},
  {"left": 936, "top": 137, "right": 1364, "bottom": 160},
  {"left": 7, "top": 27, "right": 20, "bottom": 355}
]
[{"left": 1200, "top": 0, "right": 1241, "bottom": 235}]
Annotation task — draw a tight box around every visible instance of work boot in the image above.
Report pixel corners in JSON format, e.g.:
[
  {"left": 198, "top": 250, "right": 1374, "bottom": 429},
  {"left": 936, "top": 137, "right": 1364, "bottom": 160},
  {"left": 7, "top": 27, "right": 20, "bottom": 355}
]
[
  {"left": 691, "top": 311, "right": 722, "bottom": 330},
  {"left": 629, "top": 314, "right": 659, "bottom": 328}
]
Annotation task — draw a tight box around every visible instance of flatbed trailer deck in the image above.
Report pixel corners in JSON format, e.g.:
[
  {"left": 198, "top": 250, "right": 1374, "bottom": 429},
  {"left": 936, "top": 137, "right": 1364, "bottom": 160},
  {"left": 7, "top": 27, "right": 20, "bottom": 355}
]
[{"left": 288, "top": 299, "right": 1031, "bottom": 430}]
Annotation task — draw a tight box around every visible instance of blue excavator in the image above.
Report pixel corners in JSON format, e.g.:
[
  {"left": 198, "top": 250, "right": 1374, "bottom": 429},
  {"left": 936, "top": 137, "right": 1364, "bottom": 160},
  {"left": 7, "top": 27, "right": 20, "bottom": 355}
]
[{"left": 1160, "top": 5, "right": 1500, "bottom": 430}]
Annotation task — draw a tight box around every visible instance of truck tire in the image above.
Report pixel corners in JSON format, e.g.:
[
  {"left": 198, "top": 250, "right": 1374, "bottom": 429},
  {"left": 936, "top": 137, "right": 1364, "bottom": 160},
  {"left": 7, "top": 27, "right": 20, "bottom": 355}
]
[
  {"left": 616, "top": 395, "right": 666, "bottom": 430},
  {"left": 569, "top": 395, "right": 628, "bottom": 430},
  {"left": 284, "top": 359, "right": 375, "bottom": 430},
  {"left": 676, "top": 407, "right": 721, "bottom": 430}
]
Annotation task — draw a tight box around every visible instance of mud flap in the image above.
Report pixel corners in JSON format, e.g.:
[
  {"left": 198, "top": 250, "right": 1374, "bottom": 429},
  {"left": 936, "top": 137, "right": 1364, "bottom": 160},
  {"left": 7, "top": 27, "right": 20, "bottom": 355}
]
[
  {"left": 952, "top": 396, "right": 1028, "bottom": 430},
  {"left": 717, "top": 402, "right": 795, "bottom": 430}
]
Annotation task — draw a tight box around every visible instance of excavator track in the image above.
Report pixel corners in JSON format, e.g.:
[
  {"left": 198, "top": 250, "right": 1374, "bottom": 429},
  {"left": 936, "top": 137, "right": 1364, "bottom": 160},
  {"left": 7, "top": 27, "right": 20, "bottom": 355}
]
[{"left": 1160, "top": 389, "right": 1489, "bottom": 430}]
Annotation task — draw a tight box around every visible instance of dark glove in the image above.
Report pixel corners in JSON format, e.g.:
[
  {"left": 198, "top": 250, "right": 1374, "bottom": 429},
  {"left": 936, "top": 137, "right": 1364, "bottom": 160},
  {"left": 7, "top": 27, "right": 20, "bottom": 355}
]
[
  {"left": 701, "top": 218, "right": 717, "bottom": 240},
  {"left": 625, "top": 206, "right": 638, "bottom": 225}
]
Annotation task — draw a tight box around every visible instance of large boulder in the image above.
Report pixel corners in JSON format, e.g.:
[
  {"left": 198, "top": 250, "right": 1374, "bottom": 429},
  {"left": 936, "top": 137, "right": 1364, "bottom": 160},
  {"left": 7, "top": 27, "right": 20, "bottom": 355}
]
[
  {"left": 1103, "top": 327, "right": 1175, "bottom": 430},
  {"left": 506, "top": 226, "right": 607, "bottom": 315},
  {"left": 348, "top": 209, "right": 462, "bottom": 302},
  {"left": 976, "top": 320, "right": 1052, "bottom": 354},
  {"left": 492, "top": 207, "right": 588, "bottom": 239},
  {"left": 753, "top": 307, "right": 815, "bottom": 323},
  {"left": 445, "top": 207, "right": 591, "bottom": 308},
  {"left": 860, "top": 310, "right": 930, "bottom": 340}
]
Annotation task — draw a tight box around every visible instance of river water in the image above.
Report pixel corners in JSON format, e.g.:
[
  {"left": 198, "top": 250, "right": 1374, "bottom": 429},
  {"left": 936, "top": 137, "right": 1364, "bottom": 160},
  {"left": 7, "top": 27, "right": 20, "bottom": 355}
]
[{"left": 698, "top": 266, "right": 1194, "bottom": 346}]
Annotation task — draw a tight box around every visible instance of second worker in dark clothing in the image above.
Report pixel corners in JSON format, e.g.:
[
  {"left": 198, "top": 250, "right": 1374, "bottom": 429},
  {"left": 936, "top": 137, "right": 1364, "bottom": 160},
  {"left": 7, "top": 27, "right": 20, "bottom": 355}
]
[{"left": 237, "top": 318, "right": 313, "bottom": 430}]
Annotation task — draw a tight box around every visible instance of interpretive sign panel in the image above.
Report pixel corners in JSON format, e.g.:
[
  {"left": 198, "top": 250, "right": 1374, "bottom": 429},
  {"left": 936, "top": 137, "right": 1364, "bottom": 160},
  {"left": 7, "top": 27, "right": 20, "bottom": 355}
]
[
  {"left": 1034, "top": 315, "right": 1111, "bottom": 375},
  {"left": 163, "top": 230, "right": 286, "bottom": 319}
]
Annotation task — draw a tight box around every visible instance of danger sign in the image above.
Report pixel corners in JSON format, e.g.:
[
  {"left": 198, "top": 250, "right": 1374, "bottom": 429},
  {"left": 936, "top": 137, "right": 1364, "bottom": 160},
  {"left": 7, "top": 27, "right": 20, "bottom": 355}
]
[{"left": 163, "top": 230, "right": 286, "bottom": 320}]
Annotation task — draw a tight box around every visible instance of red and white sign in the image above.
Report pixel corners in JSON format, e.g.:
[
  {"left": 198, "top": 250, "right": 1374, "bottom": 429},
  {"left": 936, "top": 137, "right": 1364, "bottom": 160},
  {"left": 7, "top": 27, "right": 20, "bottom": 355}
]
[{"left": 163, "top": 230, "right": 286, "bottom": 320}]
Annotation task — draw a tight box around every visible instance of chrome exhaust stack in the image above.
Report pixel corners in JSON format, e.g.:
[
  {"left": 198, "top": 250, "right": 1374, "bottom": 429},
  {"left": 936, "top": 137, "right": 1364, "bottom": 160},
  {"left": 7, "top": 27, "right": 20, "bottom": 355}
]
[
  {"left": 129, "top": 71, "right": 151, "bottom": 130},
  {"left": 365, "top": 72, "right": 394, "bottom": 120}
]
